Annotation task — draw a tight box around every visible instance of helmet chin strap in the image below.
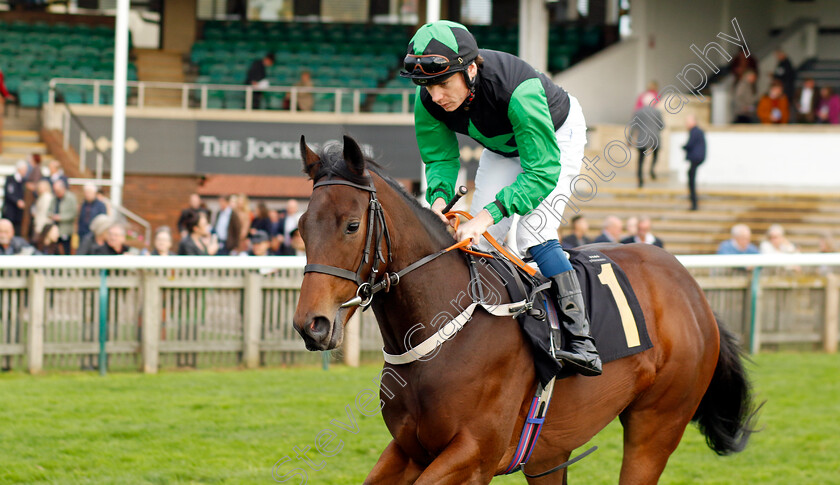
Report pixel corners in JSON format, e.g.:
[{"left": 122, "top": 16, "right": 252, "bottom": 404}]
[{"left": 462, "top": 63, "right": 477, "bottom": 110}]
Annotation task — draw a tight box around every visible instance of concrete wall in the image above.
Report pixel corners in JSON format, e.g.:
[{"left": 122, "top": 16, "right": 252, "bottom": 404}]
[
  {"left": 555, "top": 0, "right": 771, "bottom": 124},
  {"left": 553, "top": 39, "right": 640, "bottom": 124},
  {"left": 668, "top": 126, "right": 840, "bottom": 188},
  {"left": 772, "top": 0, "right": 840, "bottom": 27}
]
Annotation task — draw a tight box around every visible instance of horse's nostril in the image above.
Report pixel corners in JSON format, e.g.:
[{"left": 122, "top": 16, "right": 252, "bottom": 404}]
[{"left": 307, "top": 316, "right": 332, "bottom": 341}]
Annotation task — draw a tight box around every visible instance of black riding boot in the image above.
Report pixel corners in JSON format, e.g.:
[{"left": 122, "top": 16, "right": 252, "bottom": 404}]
[{"left": 550, "top": 270, "right": 602, "bottom": 376}]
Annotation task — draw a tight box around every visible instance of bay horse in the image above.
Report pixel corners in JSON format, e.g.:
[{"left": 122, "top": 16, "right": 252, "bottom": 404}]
[{"left": 293, "top": 136, "right": 758, "bottom": 484}]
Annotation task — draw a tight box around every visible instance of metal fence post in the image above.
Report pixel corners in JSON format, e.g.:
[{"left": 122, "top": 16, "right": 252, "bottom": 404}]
[
  {"left": 26, "top": 272, "right": 45, "bottom": 374},
  {"left": 142, "top": 270, "right": 161, "bottom": 373},
  {"left": 243, "top": 271, "right": 262, "bottom": 368},
  {"left": 99, "top": 270, "right": 109, "bottom": 376}
]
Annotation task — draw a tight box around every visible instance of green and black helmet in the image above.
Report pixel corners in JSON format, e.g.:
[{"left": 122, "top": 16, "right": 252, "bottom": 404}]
[{"left": 400, "top": 20, "right": 479, "bottom": 86}]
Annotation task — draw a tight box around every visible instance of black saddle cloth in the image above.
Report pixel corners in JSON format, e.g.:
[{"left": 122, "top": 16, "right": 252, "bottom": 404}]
[{"left": 484, "top": 248, "right": 652, "bottom": 386}]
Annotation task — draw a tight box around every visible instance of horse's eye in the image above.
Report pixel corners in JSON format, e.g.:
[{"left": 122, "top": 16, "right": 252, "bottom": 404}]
[{"left": 346, "top": 222, "right": 361, "bottom": 234}]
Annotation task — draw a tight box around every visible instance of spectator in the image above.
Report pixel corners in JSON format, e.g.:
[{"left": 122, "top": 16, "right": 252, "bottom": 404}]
[
  {"left": 245, "top": 52, "right": 275, "bottom": 109},
  {"left": 50, "top": 179, "right": 77, "bottom": 255},
  {"left": 77, "top": 214, "right": 112, "bottom": 255},
  {"left": 0, "top": 67, "right": 16, "bottom": 154},
  {"left": 633, "top": 81, "right": 658, "bottom": 110},
  {"left": 593, "top": 215, "right": 622, "bottom": 243},
  {"left": 47, "top": 160, "right": 69, "bottom": 190},
  {"left": 212, "top": 195, "right": 241, "bottom": 255},
  {"left": 818, "top": 232, "right": 837, "bottom": 275},
  {"left": 32, "top": 179, "right": 53, "bottom": 235},
  {"left": 729, "top": 50, "right": 757, "bottom": 83},
  {"left": 772, "top": 49, "right": 796, "bottom": 107},
  {"left": 267, "top": 209, "right": 282, "bottom": 238},
  {"left": 2, "top": 160, "right": 28, "bottom": 236},
  {"left": 92, "top": 223, "right": 130, "bottom": 255},
  {"left": 816, "top": 86, "right": 840, "bottom": 124},
  {"left": 794, "top": 78, "right": 820, "bottom": 123},
  {"left": 34, "top": 223, "right": 63, "bottom": 255},
  {"left": 289, "top": 228, "right": 305, "bottom": 256},
  {"left": 177, "top": 193, "right": 205, "bottom": 239},
  {"left": 717, "top": 224, "right": 759, "bottom": 255},
  {"left": 625, "top": 216, "right": 638, "bottom": 239},
  {"left": 759, "top": 224, "right": 797, "bottom": 254},
  {"left": 757, "top": 82, "right": 790, "bottom": 124},
  {"left": 235, "top": 193, "right": 253, "bottom": 248},
  {"left": 286, "top": 70, "right": 314, "bottom": 111},
  {"left": 628, "top": 102, "right": 664, "bottom": 188},
  {"left": 77, "top": 183, "right": 107, "bottom": 240},
  {"left": 241, "top": 230, "right": 271, "bottom": 256},
  {"left": 178, "top": 210, "right": 218, "bottom": 256},
  {"left": 561, "top": 214, "right": 592, "bottom": 248},
  {"left": 281, "top": 199, "right": 301, "bottom": 252},
  {"left": 249, "top": 201, "right": 272, "bottom": 237},
  {"left": 0, "top": 218, "right": 32, "bottom": 255},
  {"left": 682, "top": 113, "right": 706, "bottom": 211},
  {"left": 621, "top": 216, "right": 664, "bottom": 248},
  {"left": 147, "top": 226, "right": 175, "bottom": 256},
  {"left": 96, "top": 187, "right": 113, "bottom": 217},
  {"left": 733, "top": 70, "right": 758, "bottom": 123}
]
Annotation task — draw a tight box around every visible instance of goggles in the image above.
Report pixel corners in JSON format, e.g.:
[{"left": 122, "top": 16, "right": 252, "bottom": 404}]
[{"left": 403, "top": 54, "right": 463, "bottom": 76}]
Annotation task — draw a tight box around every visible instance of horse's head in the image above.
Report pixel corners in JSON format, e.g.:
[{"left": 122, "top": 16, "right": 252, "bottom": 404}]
[{"left": 293, "top": 135, "right": 383, "bottom": 351}]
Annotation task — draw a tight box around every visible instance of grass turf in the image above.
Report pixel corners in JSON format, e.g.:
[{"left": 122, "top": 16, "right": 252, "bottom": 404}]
[{"left": 0, "top": 352, "right": 837, "bottom": 484}]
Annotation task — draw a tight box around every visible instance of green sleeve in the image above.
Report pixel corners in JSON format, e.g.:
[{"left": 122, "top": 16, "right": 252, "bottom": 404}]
[
  {"left": 414, "top": 87, "right": 461, "bottom": 206},
  {"left": 483, "top": 78, "right": 562, "bottom": 223}
]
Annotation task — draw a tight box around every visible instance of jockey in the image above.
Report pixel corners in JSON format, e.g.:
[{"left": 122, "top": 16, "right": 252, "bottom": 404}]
[{"left": 401, "top": 20, "right": 601, "bottom": 376}]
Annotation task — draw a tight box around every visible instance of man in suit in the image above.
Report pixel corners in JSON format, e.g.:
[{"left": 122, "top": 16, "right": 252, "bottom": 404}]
[
  {"left": 2, "top": 160, "right": 28, "bottom": 236},
  {"left": 682, "top": 114, "right": 707, "bottom": 211},
  {"left": 620, "top": 216, "right": 664, "bottom": 248},
  {"left": 212, "top": 195, "right": 241, "bottom": 255},
  {"left": 593, "top": 215, "right": 622, "bottom": 244},
  {"left": 245, "top": 52, "right": 275, "bottom": 109},
  {"left": 561, "top": 214, "right": 592, "bottom": 248}
]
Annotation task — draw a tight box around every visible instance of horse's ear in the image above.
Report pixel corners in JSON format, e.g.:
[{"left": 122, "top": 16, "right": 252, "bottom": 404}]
[
  {"left": 300, "top": 135, "right": 321, "bottom": 180},
  {"left": 343, "top": 135, "right": 366, "bottom": 176}
]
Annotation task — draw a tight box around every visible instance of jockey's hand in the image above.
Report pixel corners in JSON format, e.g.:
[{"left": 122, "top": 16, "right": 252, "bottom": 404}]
[
  {"left": 455, "top": 209, "right": 494, "bottom": 247},
  {"left": 431, "top": 198, "right": 456, "bottom": 228}
]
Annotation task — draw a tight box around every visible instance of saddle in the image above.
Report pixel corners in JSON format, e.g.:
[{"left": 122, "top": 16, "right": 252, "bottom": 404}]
[{"left": 480, "top": 247, "right": 653, "bottom": 385}]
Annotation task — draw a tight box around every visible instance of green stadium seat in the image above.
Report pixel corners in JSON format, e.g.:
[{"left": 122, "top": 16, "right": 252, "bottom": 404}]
[{"left": 18, "top": 80, "right": 43, "bottom": 108}]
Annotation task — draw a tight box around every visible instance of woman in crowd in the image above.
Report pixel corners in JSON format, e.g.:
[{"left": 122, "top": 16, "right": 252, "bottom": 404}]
[
  {"left": 34, "top": 223, "right": 63, "bottom": 255},
  {"left": 249, "top": 201, "right": 272, "bottom": 237},
  {"left": 177, "top": 210, "right": 218, "bottom": 256},
  {"left": 145, "top": 226, "right": 175, "bottom": 256}
]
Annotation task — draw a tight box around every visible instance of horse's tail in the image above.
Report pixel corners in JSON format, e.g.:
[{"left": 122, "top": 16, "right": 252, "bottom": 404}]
[{"left": 692, "top": 314, "right": 762, "bottom": 455}]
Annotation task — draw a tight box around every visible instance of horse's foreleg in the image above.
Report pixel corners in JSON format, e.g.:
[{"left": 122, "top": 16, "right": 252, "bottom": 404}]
[
  {"left": 413, "top": 434, "right": 496, "bottom": 485},
  {"left": 364, "top": 440, "right": 423, "bottom": 485}
]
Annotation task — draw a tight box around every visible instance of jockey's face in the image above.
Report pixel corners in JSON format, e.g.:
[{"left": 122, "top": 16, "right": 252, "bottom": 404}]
[{"left": 425, "top": 63, "right": 476, "bottom": 112}]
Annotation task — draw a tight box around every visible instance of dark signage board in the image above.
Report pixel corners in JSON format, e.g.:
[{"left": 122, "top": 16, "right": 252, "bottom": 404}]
[{"left": 76, "top": 115, "right": 483, "bottom": 180}]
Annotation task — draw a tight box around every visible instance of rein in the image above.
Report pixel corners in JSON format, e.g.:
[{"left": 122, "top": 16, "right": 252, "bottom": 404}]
[{"left": 303, "top": 174, "right": 536, "bottom": 309}]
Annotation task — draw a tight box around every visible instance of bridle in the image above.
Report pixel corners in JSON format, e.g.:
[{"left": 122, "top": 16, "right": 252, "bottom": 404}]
[
  {"left": 303, "top": 173, "right": 392, "bottom": 308},
  {"left": 303, "top": 172, "right": 466, "bottom": 309}
]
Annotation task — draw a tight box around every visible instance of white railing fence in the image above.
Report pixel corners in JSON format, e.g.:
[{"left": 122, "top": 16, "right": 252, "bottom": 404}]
[{"left": 1, "top": 254, "right": 838, "bottom": 374}]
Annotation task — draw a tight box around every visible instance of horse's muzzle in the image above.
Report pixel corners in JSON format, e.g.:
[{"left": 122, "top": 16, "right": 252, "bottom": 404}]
[{"left": 296, "top": 315, "right": 344, "bottom": 351}]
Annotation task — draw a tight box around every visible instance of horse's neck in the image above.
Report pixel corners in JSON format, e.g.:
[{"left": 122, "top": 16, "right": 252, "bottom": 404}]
[{"left": 371, "top": 178, "right": 472, "bottom": 355}]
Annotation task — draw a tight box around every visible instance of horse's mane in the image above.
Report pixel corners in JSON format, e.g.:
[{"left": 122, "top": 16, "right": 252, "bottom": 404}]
[{"left": 313, "top": 142, "right": 455, "bottom": 248}]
